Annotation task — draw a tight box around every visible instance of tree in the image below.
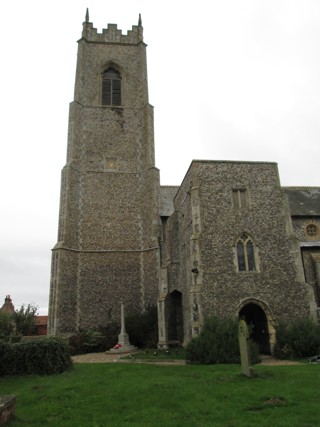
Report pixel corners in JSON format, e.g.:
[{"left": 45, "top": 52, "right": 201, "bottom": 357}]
[
  {"left": 13, "top": 303, "right": 38, "bottom": 336},
  {"left": 0, "top": 311, "right": 15, "bottom": 338}
]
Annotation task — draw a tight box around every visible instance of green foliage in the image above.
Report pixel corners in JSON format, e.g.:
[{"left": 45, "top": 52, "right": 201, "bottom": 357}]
[
  {"left": 125, "top": 305, "right": 158, "bottom": 348},
  {"left": 186, "top": 316, "right": 260, "bottom": 364},
  {"left": 68, "top": 323, "right": 119, "bottom": 355},
  {"left": 0, "top": 311, "right": 16, "bottom": 338},
  {"left": 0, "top": 337, "right": 72, "bottom": 376},
  {"left": 0, "top": 303, "right": 38, "bottom": 340},
  {"left": 13, "top": 303, "right": 38, "bottom": 336},
  {"left": 68, "top": 307, "right": 158, "bottom": 354},
  {"left": 274, "top": 317, "right": 320, "bottom": 359}
]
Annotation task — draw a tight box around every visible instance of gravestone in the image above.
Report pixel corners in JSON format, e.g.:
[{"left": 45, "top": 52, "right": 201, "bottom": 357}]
[
  {"left": 109, "top": 302, "right": 137, "bottom": 353},
  {"left": 238, "top": 320, "right": 252, "bottom": 377},
  {"left": 0, "top": 395, "right": 16, "bottom": 425}
]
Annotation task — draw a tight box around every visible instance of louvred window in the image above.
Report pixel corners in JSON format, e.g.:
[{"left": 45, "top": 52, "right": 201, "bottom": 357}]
[{"left": 102, "top": 68, "right": 121, "bottom": 106}]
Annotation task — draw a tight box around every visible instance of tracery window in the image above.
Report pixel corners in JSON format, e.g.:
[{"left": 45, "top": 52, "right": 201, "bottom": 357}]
[
  {"left": 236, "top": 233, "right": 256, "bottom": 272},
  {"left": 102, "top": 68, "right": 121, "bottom": 106}
]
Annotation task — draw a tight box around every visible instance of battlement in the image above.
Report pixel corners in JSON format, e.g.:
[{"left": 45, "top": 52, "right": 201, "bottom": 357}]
[{"left": 81, "top": 16, "right": 143, "bottom": 45}]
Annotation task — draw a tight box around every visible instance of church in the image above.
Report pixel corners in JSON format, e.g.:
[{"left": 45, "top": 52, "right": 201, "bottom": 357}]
[{"left": 48, "top": 13, "right": 320, "bottom": 353}]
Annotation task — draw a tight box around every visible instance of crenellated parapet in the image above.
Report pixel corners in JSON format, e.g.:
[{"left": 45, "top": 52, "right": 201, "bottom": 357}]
[{"left": 81, "top": 18, "right": 143, "bottom": 44}]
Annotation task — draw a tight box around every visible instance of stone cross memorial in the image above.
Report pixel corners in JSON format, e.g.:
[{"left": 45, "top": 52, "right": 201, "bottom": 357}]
[
  {"left": 238, "top": 320, "right": 252, "bottom": 377},
  {"left": 110, "top": 302, "right": 137, "bottom": 353}
]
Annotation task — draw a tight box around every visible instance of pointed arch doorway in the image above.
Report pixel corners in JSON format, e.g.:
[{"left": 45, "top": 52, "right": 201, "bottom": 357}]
[
  {"left": 239, "top": 302, "right": 271, "bottom": 354},
  {"left": 167, "top": 290, "right": 183, "bottom": 345}
]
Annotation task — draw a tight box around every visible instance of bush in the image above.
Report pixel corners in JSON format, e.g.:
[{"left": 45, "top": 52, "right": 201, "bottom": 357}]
[
  {"left": 0, "top": 337, "right": 72, "bottom": 376},
  {"left": 186, "top": 317, "right": 260, "bottom": 365},
  {"left": 0, "top": 303, "right": 38, "bottom": 340},
  {"left": 13, "top": 303, "right": 38, "bottom": 336},
  {"left": 125, "top": 306, "right": 158, "bottom": 348},
  {"left": 68, "top": 331, "right": 104, "bottom": 355},
  {"left": 0, "top": 311, "right": 16, "bottom": 339},
  {"left": 274, "top": 318, "right": 320, "bottom": 359},
  {"left": 68, "top": 323, "right": 119, "bottom": 355}
]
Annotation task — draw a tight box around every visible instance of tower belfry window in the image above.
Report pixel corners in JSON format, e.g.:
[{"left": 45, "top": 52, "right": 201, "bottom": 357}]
[{"left": 102, "top": 68, "right": 122, "bottom": 106}]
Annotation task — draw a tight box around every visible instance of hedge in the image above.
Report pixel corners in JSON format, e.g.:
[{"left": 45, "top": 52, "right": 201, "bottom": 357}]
[{"left": 0, "top": 337, "right": 72, "bottom": 376}]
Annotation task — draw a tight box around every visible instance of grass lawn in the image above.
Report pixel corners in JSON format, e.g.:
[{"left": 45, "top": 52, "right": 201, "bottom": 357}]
[{"left": 1, "top": 362, "right": 319, "bottom": 427}]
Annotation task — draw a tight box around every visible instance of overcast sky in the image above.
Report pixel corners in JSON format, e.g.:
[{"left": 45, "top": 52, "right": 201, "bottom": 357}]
[{"left": 1, "top": 1, "right": 319, "bottom": 315}]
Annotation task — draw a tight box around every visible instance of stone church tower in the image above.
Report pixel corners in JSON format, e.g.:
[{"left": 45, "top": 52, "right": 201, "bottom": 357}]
[
  {"left": 49, "top": 12, "right": 319, "bottom": 352},
  {"left": 48, "top": 13, "right": 160, "bottom": 334}
]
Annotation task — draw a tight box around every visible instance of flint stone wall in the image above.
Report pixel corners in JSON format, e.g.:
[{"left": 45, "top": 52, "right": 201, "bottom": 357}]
[
  {"left": 49, "top": 23, "right": 159, "bottom": 335},
  {"left": 167, "top": 161, "right": 312, "bottom": 342}
]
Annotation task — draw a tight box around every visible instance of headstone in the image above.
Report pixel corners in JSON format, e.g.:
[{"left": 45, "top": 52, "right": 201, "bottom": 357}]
[
  {"left": 238, "top": 320, "right": 252, "bottom": 377},
  {"left": 0, "top": 395, "right": 16, "bottom": 425},
  {"left": 109, "top": 302, "right": 137, "bottom": 353}
]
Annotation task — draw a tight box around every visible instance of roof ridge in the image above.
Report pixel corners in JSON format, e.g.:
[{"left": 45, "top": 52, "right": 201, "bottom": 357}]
[{"left": 283, "top": 186, "right": 320, "bottom": 189}]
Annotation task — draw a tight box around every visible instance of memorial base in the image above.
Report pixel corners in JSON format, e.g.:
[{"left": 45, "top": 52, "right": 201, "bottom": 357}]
[{"left": 108, "top": 331, "right": 137, "bottom": 353}]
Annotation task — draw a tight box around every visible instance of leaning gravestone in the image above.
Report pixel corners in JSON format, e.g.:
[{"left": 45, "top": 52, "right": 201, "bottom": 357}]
[
  {"left": 0, "top": 395, "right": 16, "bottom": 425},
  {"left": 238, "top": 320, "right": 252, "bottom": 377}
]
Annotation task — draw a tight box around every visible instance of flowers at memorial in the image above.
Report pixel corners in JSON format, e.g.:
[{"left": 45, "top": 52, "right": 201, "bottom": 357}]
[{"left": 114, "top": 343, "right": 122, "bottom": 350}]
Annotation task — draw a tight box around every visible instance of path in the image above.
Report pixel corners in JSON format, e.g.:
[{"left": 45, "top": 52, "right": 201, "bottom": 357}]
[{"left": 71, "top": 352, "right": 302, "bottom": 366}]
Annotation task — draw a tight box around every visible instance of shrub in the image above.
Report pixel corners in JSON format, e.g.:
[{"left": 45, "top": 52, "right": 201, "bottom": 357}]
[
  {"left": 68, "top": 330, "right": 104, "bottom": 355},
  {"left": 98, "top": 323, "right": 119, "bottom": 350},
  {"left": 0, "top": 303, "right": 38, "bottom": 340},
  {"left": 13, "top": 303, "right": 38, "bottom": 336},
  {"left": 68, "top": 323, "right": 119, "bottom": 355},
  {"left": 0, "top": 311, "right": 16, "bottom": 339},
  {"left": 274, "top": 318, "right": 320, "bottom": 359},
  {"left": 125, "top": 306, "right": 158, "bottom": 348},
  {"left": 0, "top": 337, "right": 72, "bottom": 376},
  {"left": 186, "top": 317, "right": 259, "bottom": 365},
  {"left": 0, "top": 341, "right": 13, "bottom": 375}
]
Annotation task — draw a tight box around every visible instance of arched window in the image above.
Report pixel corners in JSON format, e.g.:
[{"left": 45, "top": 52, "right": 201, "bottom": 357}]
[
  {"left": 236, "top": 233, "right": 256, "bottom": 272},
  {"left": 102, "top": 68, "right": 121, "bottom": 106}
]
